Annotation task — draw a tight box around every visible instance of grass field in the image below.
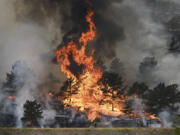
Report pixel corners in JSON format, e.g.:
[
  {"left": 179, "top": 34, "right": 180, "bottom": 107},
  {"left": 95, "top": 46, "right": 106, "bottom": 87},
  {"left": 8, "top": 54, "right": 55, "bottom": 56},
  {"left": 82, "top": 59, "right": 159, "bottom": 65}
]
[{"left": 0, "top": 128, "right": 175, "bottom": 135}]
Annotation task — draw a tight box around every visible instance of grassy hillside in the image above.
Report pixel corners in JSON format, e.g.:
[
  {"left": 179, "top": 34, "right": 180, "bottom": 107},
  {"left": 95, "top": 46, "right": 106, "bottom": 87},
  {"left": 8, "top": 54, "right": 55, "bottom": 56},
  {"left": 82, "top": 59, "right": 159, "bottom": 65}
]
[{"left": 0, "top": 128, "right": 175, "bottom": 135}]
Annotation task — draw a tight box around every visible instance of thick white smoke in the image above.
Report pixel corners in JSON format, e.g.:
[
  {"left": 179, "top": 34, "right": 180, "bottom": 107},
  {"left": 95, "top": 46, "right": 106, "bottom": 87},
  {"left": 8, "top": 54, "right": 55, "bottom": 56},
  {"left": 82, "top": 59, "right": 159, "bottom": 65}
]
[
  {"left": 0, "top": 0, "right": 63, "bottom": 127},
  {"left": 111, "top": 0, "right": 170, "bottom": 85},
  {"left": 115, "top": 0, "right": 180, "bottom": 88},
  {"left": 111, "top": 0, "right": 180, "bottom": 126},
  {"left": 159, "top": 111, "right": 172, "bottom": 127},
  {"left": 12, "top": 61, "right": 38, "bottom": 127},
  {"left": 132, "top": 97, "right": 147, "bottom": 126}
]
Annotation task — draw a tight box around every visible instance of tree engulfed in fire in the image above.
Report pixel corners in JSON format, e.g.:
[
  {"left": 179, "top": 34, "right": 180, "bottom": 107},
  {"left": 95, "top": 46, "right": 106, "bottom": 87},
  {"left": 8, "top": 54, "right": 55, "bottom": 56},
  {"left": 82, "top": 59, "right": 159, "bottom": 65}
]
[
  {"left": 56, "top": 9, "right": 159, "bottom": 121},
  {"left": 56, "top": 10, "right": 125, "bottom": 121}
]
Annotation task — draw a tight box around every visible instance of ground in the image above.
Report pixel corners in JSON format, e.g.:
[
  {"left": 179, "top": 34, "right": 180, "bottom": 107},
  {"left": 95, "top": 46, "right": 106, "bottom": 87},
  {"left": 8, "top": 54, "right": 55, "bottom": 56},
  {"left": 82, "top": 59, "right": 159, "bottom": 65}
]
[{"left": 0, "top": 128, "right": 175, "bottom": 135}]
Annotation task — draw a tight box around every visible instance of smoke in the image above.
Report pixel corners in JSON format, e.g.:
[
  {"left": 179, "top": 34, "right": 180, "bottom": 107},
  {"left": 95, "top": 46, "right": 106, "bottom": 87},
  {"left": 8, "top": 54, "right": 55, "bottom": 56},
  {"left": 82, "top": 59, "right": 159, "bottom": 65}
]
[
  {"left": 13, "top": 0, "right": 180, "bottom": 86},
  {"left": 113, "top": 0, "right": 180, "bottom": 125},
  {"left": 0, "top": 0, "right": 63, "bottom": 127},
  {"left": 163, "top": 0, "right": 180, "bottom": 5},
  {"left": 18, "top": 0, "right": 125, "bottom": 60},
  {"left": 12, "top": 61, "right": 38, "bottom": 127},
  {"left": 159, "top": 111, "right": 172, "bottom": 127},
  {"left": 111, "top": 0, "right": 169, "bottom": 84},
  {"left": 0, "top": 0, "right": 56, "bottom": 79},
  {"left": 0, "top": 0, "right": 180, "bottom": 127},
  {"left": 83, "top": 0, "right": 177, "bottom": 91},
  {"left": 139, "top": 57, "right": 158, "bottom": 86},
  {"left": 41, "top": 109, "right": 56, "bottom": 128},
  {"left": 132, "top": 97, "right": 147, "bottom": 126}
]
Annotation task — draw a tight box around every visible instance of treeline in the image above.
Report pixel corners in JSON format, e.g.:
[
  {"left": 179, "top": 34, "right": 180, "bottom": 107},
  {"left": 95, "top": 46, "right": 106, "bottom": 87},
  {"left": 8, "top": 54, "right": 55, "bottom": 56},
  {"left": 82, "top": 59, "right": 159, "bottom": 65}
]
[{"left": 1, "top": 60, "right": 180, "bottom": 127}]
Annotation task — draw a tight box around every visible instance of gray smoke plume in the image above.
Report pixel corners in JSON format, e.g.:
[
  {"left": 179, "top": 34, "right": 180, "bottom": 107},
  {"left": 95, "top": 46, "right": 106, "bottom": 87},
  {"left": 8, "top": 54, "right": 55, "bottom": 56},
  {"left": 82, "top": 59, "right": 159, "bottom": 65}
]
[
  {"left": 14, "top": 0, "right": 180, "bottom": 87},
  {"left": 131, "top": 97, "right": 147, "bottom": 126},
  {"left": 159, "top": 111, "right": 172, "bottom": 127},
  {"left": 112, "top": 0, "right": 169, "bottom": 84},
  {"left": 12, "top": 61, "right": 37, "bottom": 127},
  {"left": 15, "top": 0, "right": 125, "bottom": 60},
  {"left": 0, "top": 0, "right": 63, "bottom": 127}
]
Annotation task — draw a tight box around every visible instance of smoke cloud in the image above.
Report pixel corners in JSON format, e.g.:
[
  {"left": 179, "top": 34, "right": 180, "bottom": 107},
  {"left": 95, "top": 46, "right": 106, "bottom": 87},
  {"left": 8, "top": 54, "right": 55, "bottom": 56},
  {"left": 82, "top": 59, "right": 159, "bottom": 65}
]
[
  {"left": 0, "top": 0, "right": 63, "bottom": 127},
  {"left": 159, "top": 111, "right": 172, "bottom": 127}
]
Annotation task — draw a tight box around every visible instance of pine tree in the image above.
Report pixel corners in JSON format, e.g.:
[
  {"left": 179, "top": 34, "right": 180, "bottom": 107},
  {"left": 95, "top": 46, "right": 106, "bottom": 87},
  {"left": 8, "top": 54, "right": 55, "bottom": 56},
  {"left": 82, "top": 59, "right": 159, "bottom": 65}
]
[
  {"left": 145, "top": 83, "right": 180, "bottom": 114},
  {"left": 3, "top": 72, "right": 15, "bottom": 89},
  {"left": 124, "top": 99, "right": 134, "bottom": 114},
  {"left": 128, "top": 82, "right": 149, "bottom": 99},
  {"left": 21, "top": 100, "right": 43, "bottom": 127},
  {"left": 60, "top": 78, "right": 77, "bottom": 104},
  {"left": 98, "top": 71, "right": 126, "bottom": 111}
]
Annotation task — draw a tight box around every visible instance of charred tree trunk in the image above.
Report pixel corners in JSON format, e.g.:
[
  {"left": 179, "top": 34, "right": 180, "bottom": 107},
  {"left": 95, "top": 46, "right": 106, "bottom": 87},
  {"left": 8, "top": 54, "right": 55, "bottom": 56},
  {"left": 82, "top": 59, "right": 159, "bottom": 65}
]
[
  {"left": 112, "top": 91, "right": 114, "bottom": 111},
  {"left": 112, "top": 103, "right": 114, "bottom": 111}
]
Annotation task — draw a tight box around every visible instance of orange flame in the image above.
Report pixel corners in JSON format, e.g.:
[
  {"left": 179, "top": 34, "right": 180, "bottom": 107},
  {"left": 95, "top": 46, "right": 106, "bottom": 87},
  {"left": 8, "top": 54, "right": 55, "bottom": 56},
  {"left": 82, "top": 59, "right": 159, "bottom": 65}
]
[
  {"left": 146, "top": 113, "right": 160, "bottom": 120},
  {"left": 8, "top": 96, "right": 16, "bottom": 100},
  {"left": 56, "top": 10, "right": 158, "bottom": 121},
  {"left": 56, "top": 10, "right": 125, "bottom": 121},
  {"left": 48, "top": 92, "right": 54, "bottom": 97},
  {"left": 26, "top": 120, "right": 32, "bottom": 126}
]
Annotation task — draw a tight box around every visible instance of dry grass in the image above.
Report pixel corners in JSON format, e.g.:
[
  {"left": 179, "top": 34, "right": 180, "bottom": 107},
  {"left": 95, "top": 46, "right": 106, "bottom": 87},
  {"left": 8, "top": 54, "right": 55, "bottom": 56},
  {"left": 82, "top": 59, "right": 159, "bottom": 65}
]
[{"left": 0, "top": 128, "right": 175, "bottom": 135}]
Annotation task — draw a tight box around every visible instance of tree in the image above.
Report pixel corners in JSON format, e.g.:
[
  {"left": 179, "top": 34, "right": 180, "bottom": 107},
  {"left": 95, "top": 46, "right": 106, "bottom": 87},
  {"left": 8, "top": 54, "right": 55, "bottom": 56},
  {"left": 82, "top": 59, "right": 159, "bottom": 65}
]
[
  {"left": 3, "top": 72, "right": 15, "bottom": 89},
  {"left": 91, "top": 117, "right": 101, "bottom": 127},
  {"left": 124, "top": 82, "right": 149, "bottom": 115},
  {"left": 2, "top": 60, "right": 35, "bottom": 91},
  {"left": 145, "top": 83, "right": 180, "bottom": 114},
  {"left": 124, "top": 99, "right": 134, "bottom": 114},
  {"left": 128, "top": 82, "right": 149, "bottom": 99},
  {"left": 98, "top": 71, "right": 126, "bottom": 111},
  {"left": 60, "top": 78, "right": 77, "bottom": 104},
  {"left": 21, "top": 100, "right": 43, "bottom": 127}
]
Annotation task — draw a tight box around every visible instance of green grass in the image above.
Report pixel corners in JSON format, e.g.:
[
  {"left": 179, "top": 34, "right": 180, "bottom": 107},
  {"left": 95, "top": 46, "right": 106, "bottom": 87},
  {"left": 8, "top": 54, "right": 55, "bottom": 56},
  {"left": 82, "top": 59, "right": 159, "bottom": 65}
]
[{"left": 0, "top": 128, "right": 176, "bottom": 135}]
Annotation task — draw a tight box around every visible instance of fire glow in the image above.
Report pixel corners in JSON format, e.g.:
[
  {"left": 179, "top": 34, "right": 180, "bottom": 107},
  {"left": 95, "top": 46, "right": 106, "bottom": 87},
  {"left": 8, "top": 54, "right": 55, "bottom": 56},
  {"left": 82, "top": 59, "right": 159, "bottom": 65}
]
[
  {"left": 56, "top": 10, "right": 125, "bottom": 121},
  {"left": 56, "top": 9, "right": 158, "bottom": 121},
  {"left": 8, "top": 96, "right": 16, "bottom": 100}
]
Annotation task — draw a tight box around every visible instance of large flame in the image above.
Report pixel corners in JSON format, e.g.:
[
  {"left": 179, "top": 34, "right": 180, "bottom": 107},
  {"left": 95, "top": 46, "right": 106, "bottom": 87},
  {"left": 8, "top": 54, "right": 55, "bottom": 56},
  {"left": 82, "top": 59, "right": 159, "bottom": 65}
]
[
  {"left": 56, "top": 10, "right": 158, "bottom": 121},
  {"left": 56, "top": 10, "right": 125, "bottom": 121}
]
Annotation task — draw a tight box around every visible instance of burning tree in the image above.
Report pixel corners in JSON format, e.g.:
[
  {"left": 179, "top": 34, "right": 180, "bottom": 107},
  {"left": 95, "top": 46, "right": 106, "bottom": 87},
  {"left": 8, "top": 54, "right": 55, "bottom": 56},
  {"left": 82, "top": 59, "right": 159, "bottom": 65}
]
[
  {"left": 60, "top": 78, "right": 78, "bottom": 104},
  {"left": 124, "top": 82, "right": 149, "bottom": 115},
  {"left": 54, "top": 0, "right": 177, "bottom": 123},
  {"left": 55, "top": 9, "right": 125, "bottom": 121},
  {"left": 126, "top": 82, "right": 180, "bottom": 117},
  {"left": 21, "top": 100, "right": 43, "bottom": 127},
  {"left": 98, "top": 71, "right": 126, "bottom": 111}
]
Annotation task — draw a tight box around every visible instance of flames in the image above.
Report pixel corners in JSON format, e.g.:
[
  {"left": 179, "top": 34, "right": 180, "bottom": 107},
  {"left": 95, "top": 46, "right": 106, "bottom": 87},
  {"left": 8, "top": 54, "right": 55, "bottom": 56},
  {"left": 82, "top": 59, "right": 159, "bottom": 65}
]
[
  {"left": 56, "top": 9, "right": 158, "bottom": 121},
  {"left": 8, "top": 96, "right": 16, "bottom": 100},
  {"left": 26, "top": 121, "right": 32, "bottom": 126},
  {"left": 56, "top": 10, "right": 125, "bottom": 121},
  {"left": 48, "top": 92, "right": 54, "bottom": 97}
]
